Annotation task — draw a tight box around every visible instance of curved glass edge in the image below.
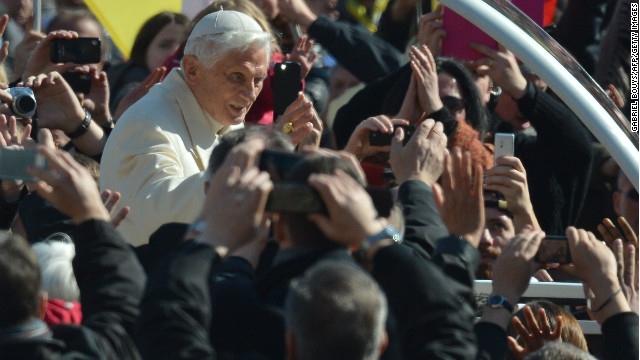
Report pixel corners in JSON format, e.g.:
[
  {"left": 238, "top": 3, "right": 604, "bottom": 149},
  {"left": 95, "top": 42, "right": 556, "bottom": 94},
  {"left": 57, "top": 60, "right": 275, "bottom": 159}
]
[{"left": 483, "top": 0, "right": 638, "bottom": 146}]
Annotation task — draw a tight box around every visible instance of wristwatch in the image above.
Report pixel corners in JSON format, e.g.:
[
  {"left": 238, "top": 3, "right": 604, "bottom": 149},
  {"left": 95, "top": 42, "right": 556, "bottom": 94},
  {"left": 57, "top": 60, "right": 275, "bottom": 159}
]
[
  {"left": 366, "top": 225, "right": 403, "bottom": 246},
  {"left": 486, "top": 295, "right": 514, "bottom": 313},
  {"left": 66, "top": 108, "right": 92, "bottom": 139}
]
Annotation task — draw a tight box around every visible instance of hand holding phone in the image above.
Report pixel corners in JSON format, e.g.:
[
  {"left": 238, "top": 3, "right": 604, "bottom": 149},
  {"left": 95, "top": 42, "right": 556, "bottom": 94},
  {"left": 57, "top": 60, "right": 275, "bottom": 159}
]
[
  {"left": 50, "top": 37, "right": 101, "bottom": 64},
  {"left": 534, "top": 235, "right": 571, "bottom": 264},
  {"left": 0, "top": 148, "right": 47, "bottom": 182},
  {"left": 494, "top": 132, "right": 515, "bottom": 160},
  {"left": 369, "top": 125, "right": 415, "bottom": 146}
]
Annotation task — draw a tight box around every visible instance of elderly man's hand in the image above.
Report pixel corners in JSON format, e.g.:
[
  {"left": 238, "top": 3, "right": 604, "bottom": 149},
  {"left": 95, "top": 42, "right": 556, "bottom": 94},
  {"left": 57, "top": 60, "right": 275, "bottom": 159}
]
[
  {"left": 276, "top": 92, "right": 321, "bottom": 146},
  {"left": 22, "top": 30, "right": 80, "bottom": 80},
  {"left": 27, "top": 146, "right": 110, "bottom": 224},
  {"left": 389, "top": 118, "right": 447, "bottom": 187},
  {"left": 308, "top": 170, "right": 386, "bottom": 248},
  {"left": 433, "top": 146, "right": 484, "bottom": 247},
  {"left": 194, "top": 137, "right": 272, "bottom": 263}
]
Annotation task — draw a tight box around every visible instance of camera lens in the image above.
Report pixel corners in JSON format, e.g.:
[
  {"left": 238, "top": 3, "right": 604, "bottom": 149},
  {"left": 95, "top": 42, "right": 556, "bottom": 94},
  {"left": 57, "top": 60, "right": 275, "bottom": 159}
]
[{"left": 15, "top": 95, "right": 36, "bottom": 114}]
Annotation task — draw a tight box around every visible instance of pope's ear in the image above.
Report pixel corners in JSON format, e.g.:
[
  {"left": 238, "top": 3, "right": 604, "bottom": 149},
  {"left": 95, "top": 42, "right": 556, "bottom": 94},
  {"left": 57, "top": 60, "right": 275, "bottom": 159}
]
[{"left": 182, "top": 55, "right": 201, "bottom": 85}]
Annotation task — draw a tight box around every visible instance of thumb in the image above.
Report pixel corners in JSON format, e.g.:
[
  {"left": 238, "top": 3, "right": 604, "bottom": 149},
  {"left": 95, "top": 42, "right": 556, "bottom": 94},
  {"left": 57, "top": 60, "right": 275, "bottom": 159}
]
[
  {"left": 37, "top": 128, "right": 55, "bottom": 149},
  {"left": 432, "top": 182, "right": 444, "bottom": 211}
]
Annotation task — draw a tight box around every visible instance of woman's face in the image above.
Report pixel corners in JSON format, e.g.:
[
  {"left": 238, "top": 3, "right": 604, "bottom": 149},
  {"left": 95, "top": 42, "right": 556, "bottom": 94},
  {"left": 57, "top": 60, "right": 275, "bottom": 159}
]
[
  {"left": 145, "top": 21, "right": 184, "bottom": 71},
  {"left": 438, "top": 73, "right": 466, "bottom": 123}
]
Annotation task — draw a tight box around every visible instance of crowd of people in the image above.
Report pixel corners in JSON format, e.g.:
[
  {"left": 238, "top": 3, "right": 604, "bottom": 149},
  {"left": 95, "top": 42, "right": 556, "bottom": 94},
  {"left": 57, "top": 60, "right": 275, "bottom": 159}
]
[{"left": 0, "top": 0, "right": 637, "bottom": 359}]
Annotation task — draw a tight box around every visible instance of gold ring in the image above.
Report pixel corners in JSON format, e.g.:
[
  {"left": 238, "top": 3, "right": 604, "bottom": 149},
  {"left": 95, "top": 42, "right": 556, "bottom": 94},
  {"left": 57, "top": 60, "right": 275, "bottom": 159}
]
[{"left": 282, "top": 122, "right": 294, "bottom": 134}]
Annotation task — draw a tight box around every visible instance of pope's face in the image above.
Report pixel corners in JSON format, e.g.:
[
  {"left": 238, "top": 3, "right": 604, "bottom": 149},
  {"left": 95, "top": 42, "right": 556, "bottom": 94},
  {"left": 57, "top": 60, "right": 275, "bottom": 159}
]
[{"left": 191, "top": 45, "right": 268, "bottom": 127}]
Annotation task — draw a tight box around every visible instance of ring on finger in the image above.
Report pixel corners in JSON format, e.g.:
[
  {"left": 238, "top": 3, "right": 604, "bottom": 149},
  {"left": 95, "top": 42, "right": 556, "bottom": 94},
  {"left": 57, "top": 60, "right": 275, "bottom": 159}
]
[{"left": 282, "top": 122, "right": 294, "bottom": 134}]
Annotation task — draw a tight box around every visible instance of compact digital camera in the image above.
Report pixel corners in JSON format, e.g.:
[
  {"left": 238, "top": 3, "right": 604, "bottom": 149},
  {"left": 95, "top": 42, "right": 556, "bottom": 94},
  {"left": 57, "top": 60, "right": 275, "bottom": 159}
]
[{"left": 4, "top": 87, "right": 36, "bottom": 118}]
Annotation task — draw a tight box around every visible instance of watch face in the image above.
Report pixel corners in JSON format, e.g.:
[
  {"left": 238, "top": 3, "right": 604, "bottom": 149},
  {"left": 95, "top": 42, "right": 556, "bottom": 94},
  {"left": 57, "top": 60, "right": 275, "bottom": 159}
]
[{"left": 488, "top": 295, "right": 504, "bottom": 306}]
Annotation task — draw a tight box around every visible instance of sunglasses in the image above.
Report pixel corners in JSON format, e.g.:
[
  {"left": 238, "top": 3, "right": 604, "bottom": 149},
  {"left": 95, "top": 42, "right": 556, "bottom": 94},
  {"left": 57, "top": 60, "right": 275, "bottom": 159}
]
[{"left": 441, "top": 96, "right": 466, "bottom": 114}]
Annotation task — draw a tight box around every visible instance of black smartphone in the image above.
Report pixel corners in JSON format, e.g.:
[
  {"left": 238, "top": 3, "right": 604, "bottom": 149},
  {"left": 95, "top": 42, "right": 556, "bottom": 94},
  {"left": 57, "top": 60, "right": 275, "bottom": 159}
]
[
  {"left": 50, "top": 38, "right": 101, "bottom": 64},
  {"left": 258, "top": 149, "right": 304, "bottom": 181},
  {"left": 266, "top": 182, "right": 394, "bottom": 217},
  {"left": 369, "top": 125, "right": 415, "bottom": 147},
  {"left": 0, "top": 148, "right": 47, "bottom": 182},
  {"left": 534, "top": 235, "right": 571, "bottom": 264},
  {"left": 62, "top": 71, "right": 91, "bottom": 94},
  {"left": 273, "top": 62, "right": 302, "bottom": 118}
]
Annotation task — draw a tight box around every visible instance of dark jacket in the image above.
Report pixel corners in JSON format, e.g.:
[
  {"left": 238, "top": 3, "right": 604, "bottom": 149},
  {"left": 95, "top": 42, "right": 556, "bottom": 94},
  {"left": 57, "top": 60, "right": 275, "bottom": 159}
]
[
  {"left": 0, "top": 220, "right": 145, "bottom": 360},
  {"left": 307, "top": 15, "right": 404, "bottom": 83}
]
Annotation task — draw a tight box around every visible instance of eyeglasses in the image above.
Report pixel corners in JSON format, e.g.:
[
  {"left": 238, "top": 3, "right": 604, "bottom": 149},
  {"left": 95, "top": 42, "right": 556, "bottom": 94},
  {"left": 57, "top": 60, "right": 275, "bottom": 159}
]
[
  {"left": 619, "top": 189, "right": 639, "bottom": 201},
  {"left": 441, "top": 96, "right": 466, "bottom": 114}
]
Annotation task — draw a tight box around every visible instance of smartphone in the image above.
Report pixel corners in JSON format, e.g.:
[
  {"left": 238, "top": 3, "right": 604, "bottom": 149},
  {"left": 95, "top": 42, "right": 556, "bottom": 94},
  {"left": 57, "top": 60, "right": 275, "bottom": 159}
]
[
  {"left": 369, "top": 125, "right": 416, "bottom": 147},
  {"left": 266, "top": 182, "right": 394, "bottom": 217},
  {"left": 258, "top": 149, "right": 304, "bottom": 181},
  {"left": 62, "top": 71, "right": 91, "bottom": 94},
  {"left": 534, "top": 235, "right": 571, "bottom": 264},
  {"left": 0, "top": 148, "right": 47, "bottom": 182},
  {"left": 494, "top": 132, "right": 515, "bottom": 160},
  {"left": 273, "top": 62, "right": 302, "bottom": 118},
  {"left": 50, "top": 38, "right": 101, "bottom": 64}
]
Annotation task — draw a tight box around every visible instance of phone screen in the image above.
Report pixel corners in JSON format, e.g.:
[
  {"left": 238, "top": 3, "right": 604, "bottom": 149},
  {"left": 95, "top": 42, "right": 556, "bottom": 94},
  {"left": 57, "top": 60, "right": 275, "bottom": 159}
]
[
  {"left": 0, "top": 148, "right": 47, "bottom": 182},
  {"left": 50, "top": 38, "right": 101, "bottom": 64},
  {"left": 534, "top": 236, "right": 571, "bottom": 264}
]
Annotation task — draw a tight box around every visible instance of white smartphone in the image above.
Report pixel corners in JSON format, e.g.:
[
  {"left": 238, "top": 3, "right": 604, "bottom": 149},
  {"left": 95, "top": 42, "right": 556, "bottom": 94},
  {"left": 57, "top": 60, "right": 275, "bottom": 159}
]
[
  {"left": 494, "top": 133, "right": 515, "bottom": 160},
  {"left": 0, "top": 148, "right": 47, "bottom": 182}
]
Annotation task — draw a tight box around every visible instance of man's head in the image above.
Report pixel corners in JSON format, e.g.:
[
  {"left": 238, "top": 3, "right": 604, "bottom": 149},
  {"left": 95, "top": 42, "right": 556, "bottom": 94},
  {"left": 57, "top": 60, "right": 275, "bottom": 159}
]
[
  {"left": 613, "top": 171, "right": 639, "bottom": 234},
  {"left": 182, "top": 10, "right": 271, "bottom": 127},
  {"left": 0, "top": 232, "right": 45, "bottom": 328},
  {"left": 477, "top": 191, "right": 515, "bottom": 279},
  {"left": 285, "top": 261, "right": 388, "bottom": 360},
  {"left": 276, "top": 155, "right": 366, "bottom": 248}
]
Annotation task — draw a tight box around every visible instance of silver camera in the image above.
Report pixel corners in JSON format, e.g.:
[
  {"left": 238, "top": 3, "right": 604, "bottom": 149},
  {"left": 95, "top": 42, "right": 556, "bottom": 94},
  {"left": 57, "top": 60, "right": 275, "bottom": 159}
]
[{"left": 4, "top": 87, "right": 36, "bottom": 118}]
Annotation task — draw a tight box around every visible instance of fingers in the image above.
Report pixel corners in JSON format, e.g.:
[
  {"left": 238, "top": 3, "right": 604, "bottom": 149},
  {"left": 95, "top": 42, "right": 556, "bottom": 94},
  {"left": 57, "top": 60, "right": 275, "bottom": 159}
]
[
  {"left": 110, "top": 206, "right": 130, "bottom": 228},
  {"left": 537, "top": 308, "right": 552, "bottom": 335},
  {"left": 103, "top": 191, "right": 122, "bottom": 214},
  {"left": 625, "top": 244, "right": 636, "bottom": 290},
  {"left": 100, "top": 189, "right": 111, "bottom": 204},
  {"left": 506, "top": 336, "right": 525, "bottom": 357},
  {"left": 512, "top": 311, "right": 532, "bottom": 340},
  {"left": 618, "top": 216, "right": 639, "bottom": 249},
  {"left": 37, "top": 128, "right": 55, "bottom": 149},
  {"left": 225, "top": 137, "right": 266, "bottom": 172}
]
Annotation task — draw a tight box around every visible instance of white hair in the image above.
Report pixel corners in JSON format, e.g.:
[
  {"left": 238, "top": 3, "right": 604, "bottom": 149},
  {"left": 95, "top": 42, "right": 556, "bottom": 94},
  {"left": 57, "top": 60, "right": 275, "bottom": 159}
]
[
  {"left": 183, "top": 30, "right": 271, "bottom": 69},
  {"left": 32, "top": 237, "right": 79, "bottom": 302}
]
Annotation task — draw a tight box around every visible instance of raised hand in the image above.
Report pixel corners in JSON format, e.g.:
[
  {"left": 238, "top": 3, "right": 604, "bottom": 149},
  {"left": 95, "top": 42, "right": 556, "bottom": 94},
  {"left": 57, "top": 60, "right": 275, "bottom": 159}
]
[
  {"left": 27, "top": 146, "right": 110, "bottom": 224},
  {"left": 113, "top": 66, "right": 166, "bottom": 122},
  {"left": 284, "top": 35, "right": 317, "bottom": 79},
  {"left": 22, "top": 30, "right": 80, "bottom": 80},
  {"left": 559, "top": 227, "right": 631, "bottom": 325},
  {"left": 433, "top": 146, "right": 484, "bottom": 247},
  {"left": 612, "top": 238, "right": 639, "bottom": 314},
  {"left": 275, "top": 92, "right": 319, "bottom": 146},
  {"left": 344, "top": 115, "right": 409, "bottom": 160},
  {"left": 507, "top": 306, "right": 563, "bottom": 360},
  {"left": 409, "top": 45, "right": 444, "bottom": 115},
  {"left": 389, "top": 118, "right": 447, "bottom": 187},
  {"left": 0, "top": 114, "right": 32, "bottom": 200},
  {"left": 12, "top": 16, "right": 46, "bottom": 81},
  {"left": 81, "top": 68, "right": 113, "bottom": 128},
  {"left": 0, "top": 15, "right": 10, "bottom": 66},
  {"left": 308, "top": 169, "right": 387, "bottom": 247},
  {"left": 417, "top": 5, "right": 446, "bottom": 57},
  {"left": 470, "top": 43, "right": 528, "bottom": 99},
  {"left": 194, "top": 137, "right": 273, "bottom": 262},
  {"left": 484, "top": 156, "right": 540, "bottom": 232},
  {"left": 101, "top": 189, "right": 130, "bottom": 229}
]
